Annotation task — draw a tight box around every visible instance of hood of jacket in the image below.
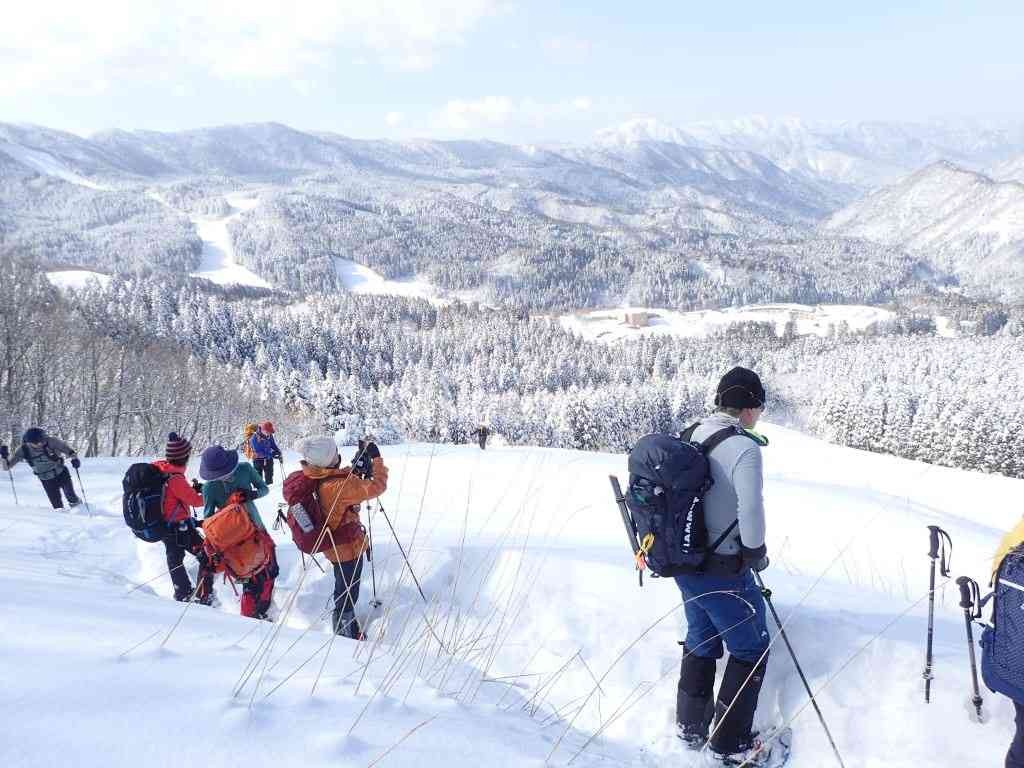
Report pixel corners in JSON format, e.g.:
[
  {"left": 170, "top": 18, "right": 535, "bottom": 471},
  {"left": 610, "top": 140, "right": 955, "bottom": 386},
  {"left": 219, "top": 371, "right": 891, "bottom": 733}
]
[{"left": 301, "top": 463, "right": 351, "bottom": 481}]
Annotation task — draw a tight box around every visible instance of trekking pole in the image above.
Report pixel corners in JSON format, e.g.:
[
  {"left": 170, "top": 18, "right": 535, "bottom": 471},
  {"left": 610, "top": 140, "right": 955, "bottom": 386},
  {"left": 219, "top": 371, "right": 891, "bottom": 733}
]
[
  {"left": 924, "top": 525, "right": 952, "bottom": 703},
  {"left": 755, "top": 572, "right": 846, "bottom": 768},
  {"left": 367, "top": 502, "right": 381, "bottom": 608},
  {"left": 956, "top": 576, "right": 985, "bottom": 722},
  {"left": 73, "top": 464, "right": 93, "bottom": 517},
  {"left": 1, "top": 446, "right": 18, "bottom": 505},
  {"left": 609, "top": 475, "right": 643, "bottom": 587},
  {"left": 377, "top": 501, "right": 428, "bottom": 604}
]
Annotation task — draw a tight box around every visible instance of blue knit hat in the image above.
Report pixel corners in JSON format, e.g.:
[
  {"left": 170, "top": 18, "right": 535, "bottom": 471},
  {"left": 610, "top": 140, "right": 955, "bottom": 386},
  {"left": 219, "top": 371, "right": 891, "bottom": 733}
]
[
  {"left": 199, "top": 445, "right": 239, "bottom": 480},
  {"left": 22, "top": 427, "right": 46, "bottom": 444}
]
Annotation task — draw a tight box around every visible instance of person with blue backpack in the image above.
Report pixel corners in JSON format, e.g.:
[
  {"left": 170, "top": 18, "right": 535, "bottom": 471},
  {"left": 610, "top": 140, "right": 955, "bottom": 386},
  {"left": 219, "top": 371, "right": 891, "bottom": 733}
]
[
  {"left": 249, "top": 421, "right": 282, "bottom": 485},
  {"left": 982, "top": 519, "right": 1024, "bottom": 767},
  {"left": 669, "top": 367, "right": 773, "bottom": 764}
]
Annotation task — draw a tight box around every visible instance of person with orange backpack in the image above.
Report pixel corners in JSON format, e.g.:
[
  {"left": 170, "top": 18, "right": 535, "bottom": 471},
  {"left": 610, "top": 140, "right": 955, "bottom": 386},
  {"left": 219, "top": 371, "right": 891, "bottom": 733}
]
[
  {"left": 153, "top": 433, "right": 213, "bottom": 603},
  {"left": 249, "top": 421, "right": 282, "bottom": 485},
  {"left": 198, "top": 445, "right": 277, "bottom": 619},
  {"left": 241, "top": 423, "right": 258, "bottom": 460},
  {"left": 283, "top": 436, "right": 387, "bottom": 639}
]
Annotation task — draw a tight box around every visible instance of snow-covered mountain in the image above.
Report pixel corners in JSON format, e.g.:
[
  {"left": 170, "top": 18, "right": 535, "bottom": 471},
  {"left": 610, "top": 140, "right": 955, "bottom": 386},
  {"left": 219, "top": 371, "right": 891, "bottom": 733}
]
[
  {"left": 3, "top": 432, "right": 1023, "bottom": 767},
  {"left": 991, "top": 154, "right": 1024, "bottom": 183},
  {"left": 599, "top": 116, "right": 1024, "bottom": 192},
  {"left": 823, "top": 161, "right": 1024, "bottom": 300}
]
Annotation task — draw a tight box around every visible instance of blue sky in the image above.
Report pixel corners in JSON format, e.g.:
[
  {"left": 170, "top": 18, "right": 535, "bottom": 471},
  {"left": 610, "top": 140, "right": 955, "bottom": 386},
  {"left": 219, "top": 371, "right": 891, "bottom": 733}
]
[{"left": 4, "top": 0, "right": 1023, "bottom": 141}]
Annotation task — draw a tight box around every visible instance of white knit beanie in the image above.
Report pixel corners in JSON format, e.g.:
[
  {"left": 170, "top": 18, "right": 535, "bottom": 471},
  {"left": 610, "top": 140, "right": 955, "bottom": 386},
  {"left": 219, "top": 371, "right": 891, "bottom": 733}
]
[{"left": 301, "top": 436, "right": 340, "bottom": 468}]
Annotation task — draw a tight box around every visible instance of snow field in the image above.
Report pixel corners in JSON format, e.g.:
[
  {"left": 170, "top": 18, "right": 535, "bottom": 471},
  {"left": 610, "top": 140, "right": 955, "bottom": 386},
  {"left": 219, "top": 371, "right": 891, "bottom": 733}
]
[
  {"left": 559, "top": 304, "right": 894, "bottom": 343},
  {"left": 46, "top": 269, "right": 113, "bottom": 289},
  {"left": 1, "top": 427, "right": 1021, "bottom": 767},
  {"left": 334, "top": 257, "right": 447, "bottom": 306}
]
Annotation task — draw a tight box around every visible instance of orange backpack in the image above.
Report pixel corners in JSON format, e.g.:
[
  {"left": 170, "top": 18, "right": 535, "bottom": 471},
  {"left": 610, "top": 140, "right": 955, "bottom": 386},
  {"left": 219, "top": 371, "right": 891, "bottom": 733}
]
[
  {"left": 241, "top": 423, "right": 258, "bottom": 459},
  {"left": 202, "top": 493, "right": 272, "bottom": 580}
]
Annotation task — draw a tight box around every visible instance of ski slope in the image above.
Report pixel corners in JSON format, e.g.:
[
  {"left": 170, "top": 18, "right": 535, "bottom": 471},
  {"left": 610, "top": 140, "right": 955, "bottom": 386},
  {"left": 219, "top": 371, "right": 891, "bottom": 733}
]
[
  {"left": 0, "top": 139, "right": 109, "bottom": 190},
  {"left": 189, "top": 192, "right": 272, "bottom": 289},
  {"left": 335, "top": 257, "right": 445, "bottom": 305},
  {"left": 46, "top": 269, "right": 112, "bottom": 289},
  {"left": 1, "top": 426, "right": 1020, "bottom": 767}
]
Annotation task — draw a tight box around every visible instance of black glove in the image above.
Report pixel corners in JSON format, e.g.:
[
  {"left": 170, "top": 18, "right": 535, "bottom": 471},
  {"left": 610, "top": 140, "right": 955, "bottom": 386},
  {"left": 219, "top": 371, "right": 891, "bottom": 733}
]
[
  {"left": 70, "top": 456, "right": 81, "bottom": 469},
  {"left": 363, "top": 441, "right": 381, "bottom": 461},
  {"left": 0, "top": 444, "right": 9, "bottom": 461},
  {"left": 740, "top": 545, "right": 769, "bottom": 573},
  {"left": 351, "top": 443, "right": 374, "bottom": 480},
  {"left": 272, "top": 451, "right": 282, "bottom": 460},
  {"left": 241, "top": 489, "right": 260, "bottom": 502},
  {"left": 191, "top": 479, "right": 203, "bottom": 494}
]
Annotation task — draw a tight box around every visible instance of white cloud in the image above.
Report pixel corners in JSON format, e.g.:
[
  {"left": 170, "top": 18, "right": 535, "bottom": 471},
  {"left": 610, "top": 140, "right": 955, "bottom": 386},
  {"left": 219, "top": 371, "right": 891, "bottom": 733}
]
[
  {"left": 385, "top": 111, "right": 406, "bottom": 127},
  {"left": 437, "top": 95, "right": 595, "bottom": 135},
  {"left": 0, "top": 0, "right": 499, "bottom": 96}
]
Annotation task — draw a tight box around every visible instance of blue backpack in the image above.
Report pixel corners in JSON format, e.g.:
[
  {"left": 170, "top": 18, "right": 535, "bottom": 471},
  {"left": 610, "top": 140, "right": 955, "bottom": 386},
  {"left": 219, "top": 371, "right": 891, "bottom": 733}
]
[
  {"left": 624, "top": 426, "right": 747, "bottom": 577},
  {"left": 982, "top": 545, "right": 1024, "bottom": 704},
  {"left": 122, "top": 463, "right": 170, "bottom": 543}
]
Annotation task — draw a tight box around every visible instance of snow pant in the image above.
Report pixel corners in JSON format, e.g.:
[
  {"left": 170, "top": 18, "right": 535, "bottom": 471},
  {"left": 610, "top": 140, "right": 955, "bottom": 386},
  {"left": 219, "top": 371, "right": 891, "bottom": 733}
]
[
  {"left": 1008, "top": 702, "right": 1024, "bottom": 768},
  {"left": 477, "top": 435, "right": 487, "bottom": 450},
  {"left": 39, "top": 468, "right": 80, "bottom": 509},
  {"left": 332, "top": 555, "right": 364, "bottom": 636},
  {"left": 674, "top": 569, "right": 771, "bottom": 755},
  {"left": 253, "top": 457, "right": 274, "bottom": 485},
  {"left": 162, "top": 522, "right": 212, "bottom": 602},
  {"left": 240, "top": 538, "right": 278, "bottom": 618}
]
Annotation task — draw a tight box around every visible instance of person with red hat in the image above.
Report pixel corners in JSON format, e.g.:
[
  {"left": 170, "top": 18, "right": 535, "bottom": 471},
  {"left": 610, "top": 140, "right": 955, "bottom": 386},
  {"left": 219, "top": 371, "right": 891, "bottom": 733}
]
[
  {"left": 152, "top": 432, "right": 213, "bottom": 603},
  {"left": 249, "top": 421, "right": 282, "bottom": 485}
]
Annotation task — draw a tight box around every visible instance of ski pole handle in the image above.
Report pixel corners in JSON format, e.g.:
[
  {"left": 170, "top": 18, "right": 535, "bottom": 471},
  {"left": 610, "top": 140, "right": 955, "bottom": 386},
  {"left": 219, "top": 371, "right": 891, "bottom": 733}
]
[
  {"left": 928, "top": 525, "right": 941, "bottom": 559},
  {"left": 956, "top": 576, "right": 973, "bottom": 610}
]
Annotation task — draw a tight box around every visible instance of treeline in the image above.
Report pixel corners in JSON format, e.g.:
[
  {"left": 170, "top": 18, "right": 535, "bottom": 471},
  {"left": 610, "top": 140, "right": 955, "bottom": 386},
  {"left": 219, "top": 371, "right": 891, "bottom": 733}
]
[
  {"left": 14, "top": 270, "right": 1024, "bottom": 480},
  {"left": 0, "top": 256, "right": 287, "bottom": 455}
]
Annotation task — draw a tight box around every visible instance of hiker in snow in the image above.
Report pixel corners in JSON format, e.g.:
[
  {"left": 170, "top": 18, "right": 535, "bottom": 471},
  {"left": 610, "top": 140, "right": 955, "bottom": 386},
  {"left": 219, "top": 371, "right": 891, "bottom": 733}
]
[
  {"left": 674, "top": 367, "right": 772, "bottom": 763},
  {"left": 298, "top": 436, "right": 387, "bottom": 639},
  {"left": 240, "top": 422, "right": 258, "bottom": 460},
  {"left": 154, "top": 433, "right": 213, "bottom": 603},
  {"left": 249, "top": 421, "right": 282, "bottom": 485},
  {"left": 472, "top": 424, "right": 490, "bottom": 450},
  {"left": 199, "top": 445, "right": 278, "bottom": 619},
  {"left": 1, "top": 428, "right": 82, "bottom": 510},
  {"left": 982, "top": 518, "right": 1024, "bottom": 768}
]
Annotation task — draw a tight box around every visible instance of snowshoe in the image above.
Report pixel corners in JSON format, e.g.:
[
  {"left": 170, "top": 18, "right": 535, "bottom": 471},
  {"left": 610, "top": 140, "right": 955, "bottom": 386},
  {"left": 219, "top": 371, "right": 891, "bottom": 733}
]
[{"left": 710, "top": 727, "right": 791, "bottom": 767}]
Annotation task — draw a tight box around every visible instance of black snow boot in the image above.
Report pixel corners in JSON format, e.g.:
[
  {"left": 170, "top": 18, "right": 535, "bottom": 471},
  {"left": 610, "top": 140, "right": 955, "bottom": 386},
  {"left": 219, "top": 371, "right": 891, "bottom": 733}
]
[
  {"left": 333, "top": 609, "right": 363, "bottom": 640},
  {"left": 676, "top": 648, "right": 717, "bottom": 748},
  {"left": 709, "top": 653, "right": 769, "bottom": 757}
]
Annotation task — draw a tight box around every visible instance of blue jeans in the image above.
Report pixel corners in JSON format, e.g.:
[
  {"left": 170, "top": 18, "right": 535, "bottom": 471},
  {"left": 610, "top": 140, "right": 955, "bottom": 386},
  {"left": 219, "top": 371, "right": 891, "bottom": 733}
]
[{"left": 674, "top": 569, "right": 770, "bottom": 664}]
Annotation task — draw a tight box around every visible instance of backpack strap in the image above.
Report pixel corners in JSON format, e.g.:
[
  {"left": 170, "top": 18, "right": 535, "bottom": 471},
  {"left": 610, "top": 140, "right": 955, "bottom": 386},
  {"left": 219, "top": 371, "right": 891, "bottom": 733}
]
[{"left": 684, "top": 424, "right": 760, "bottom": 567}]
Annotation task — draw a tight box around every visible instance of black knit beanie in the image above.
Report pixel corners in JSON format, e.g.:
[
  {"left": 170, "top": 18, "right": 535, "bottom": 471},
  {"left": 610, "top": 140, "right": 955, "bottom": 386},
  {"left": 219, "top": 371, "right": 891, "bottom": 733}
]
[{"left": 715, "top": 367, "right": 766, "bottom": 409}]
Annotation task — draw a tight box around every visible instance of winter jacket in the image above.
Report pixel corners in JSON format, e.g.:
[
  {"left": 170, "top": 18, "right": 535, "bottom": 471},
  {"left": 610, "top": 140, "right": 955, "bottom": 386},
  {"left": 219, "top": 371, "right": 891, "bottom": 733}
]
[
  {"left": 6, "top": 436, "right": 77, "bottom": 481},
  {"left": 303, "top": 458, "right": 388, "bottom": 564},
  {"left": 151, "top": 460, "right": 204, "bottom": 524},
  {"left": 689, "top": 413, "right": 767, "bottom": 560},
  {"left": 250, "top": 432, "right": 281, "bottom": 461},
  {"left": 201, "top": 462, "right": 269, "bottom": 531}
]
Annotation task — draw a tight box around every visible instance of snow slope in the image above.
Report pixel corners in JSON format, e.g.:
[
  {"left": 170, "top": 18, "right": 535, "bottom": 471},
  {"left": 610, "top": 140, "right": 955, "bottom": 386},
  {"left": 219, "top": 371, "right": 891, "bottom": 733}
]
[
  {"left": 46, "top": 269, "right": 112, "bottom": 290},
  {"left": 1, "top": 429, "right": 1020, "bottom": 767},
  {"left": 189, "top": 192, "right": 272, "bottom": 289},
  {"left": 335, "top": 258, "right": 445, "bottom": 305},
  {"left": 823, "top": 162, "right": 1024, "bottom": 299},
  {"left": 560, "top": 304, "right": 894, "bottom": 342},
  {"left": 0, "top": 138, "right": 109, "bottom": 189}
]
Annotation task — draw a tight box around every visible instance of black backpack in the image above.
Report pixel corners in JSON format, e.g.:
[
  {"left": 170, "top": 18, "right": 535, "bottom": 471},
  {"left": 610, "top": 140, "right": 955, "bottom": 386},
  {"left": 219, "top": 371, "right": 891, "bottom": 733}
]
[
  {"left": 624, "top": 425, "right": 745, "bottom": 577},
  {"left": 122, "top": 463, "right": 170, "bottom": 543},
  {"left": 982, "top": 545, "right": 1024, "bottom": 704}
]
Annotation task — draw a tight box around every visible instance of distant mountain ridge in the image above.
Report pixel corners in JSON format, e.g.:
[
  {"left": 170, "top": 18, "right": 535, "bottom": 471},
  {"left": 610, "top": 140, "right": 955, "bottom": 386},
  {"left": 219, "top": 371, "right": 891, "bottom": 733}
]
[
  {"left": 823, "top": 160, "right": 1024, "bottom": 300},
  {"left": 597, "top": 116, "right": 1024, "bottom": 191}
]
